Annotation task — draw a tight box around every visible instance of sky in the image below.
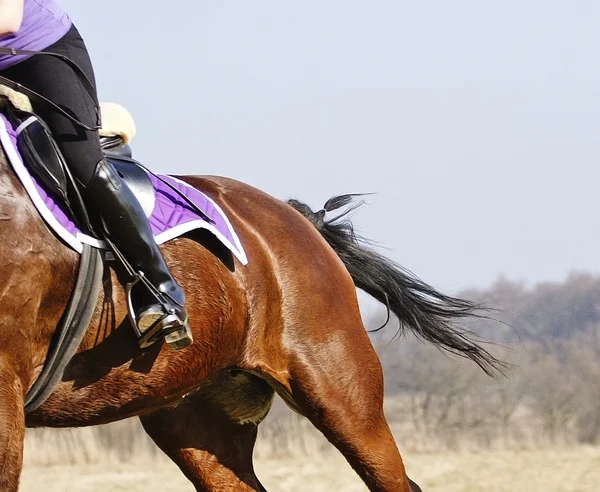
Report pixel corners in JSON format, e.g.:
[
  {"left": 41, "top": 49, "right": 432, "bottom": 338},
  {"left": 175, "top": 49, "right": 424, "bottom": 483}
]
[{"left": 59, "top": 0, "right": 599, "bottom": 294}]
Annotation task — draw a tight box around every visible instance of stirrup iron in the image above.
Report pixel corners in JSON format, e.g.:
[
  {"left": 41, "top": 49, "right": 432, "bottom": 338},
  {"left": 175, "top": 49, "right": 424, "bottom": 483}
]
[{"left": 125, "top": 271, "right": 193, "bottom": 350}]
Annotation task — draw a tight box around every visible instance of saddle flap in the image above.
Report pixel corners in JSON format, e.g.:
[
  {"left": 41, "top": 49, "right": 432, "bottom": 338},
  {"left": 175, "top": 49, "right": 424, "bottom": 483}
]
[{"left": 1, "top": 97, "right": 69, "bottom": 202}]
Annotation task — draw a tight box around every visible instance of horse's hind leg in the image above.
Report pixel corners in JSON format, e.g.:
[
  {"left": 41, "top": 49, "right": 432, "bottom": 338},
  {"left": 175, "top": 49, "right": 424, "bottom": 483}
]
[
  {"left": 273, "top": 306, "right": 420, "bottom": 492},
  {"left": 140, "top": 371, "right": 272, "bottom": 492},
  {"left": 0, "top": 357, "right": 26, "bottom": 492}
]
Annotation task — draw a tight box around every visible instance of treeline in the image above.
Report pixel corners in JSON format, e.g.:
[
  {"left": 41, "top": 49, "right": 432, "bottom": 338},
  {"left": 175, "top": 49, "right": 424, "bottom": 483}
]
[
  {"left": 369, "top": 271, "right": 600, "bottom": 449},
  {"left": 460, "top": 271, "right": 600, "bottom": 342}
]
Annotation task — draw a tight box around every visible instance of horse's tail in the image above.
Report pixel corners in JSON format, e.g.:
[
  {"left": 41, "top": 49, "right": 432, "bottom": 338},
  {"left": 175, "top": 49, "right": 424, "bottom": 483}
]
[{"left": 287, "top": 194, "right": 504, "bottom": 376}]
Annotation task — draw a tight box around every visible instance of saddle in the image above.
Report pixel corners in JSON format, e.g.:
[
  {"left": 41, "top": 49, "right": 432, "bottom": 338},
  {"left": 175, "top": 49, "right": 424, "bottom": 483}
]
[{"left": 0, "top": 85, "right": 247, "bottom": 414}]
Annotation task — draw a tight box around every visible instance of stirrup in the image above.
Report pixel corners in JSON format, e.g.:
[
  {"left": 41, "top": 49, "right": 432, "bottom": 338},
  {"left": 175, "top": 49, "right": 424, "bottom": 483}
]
[
  {"left": 126, "top": 271, "right": 193, "bottom": 350},
  {"left": 137, "top": 306, "right": 193, "bottom": 350}
]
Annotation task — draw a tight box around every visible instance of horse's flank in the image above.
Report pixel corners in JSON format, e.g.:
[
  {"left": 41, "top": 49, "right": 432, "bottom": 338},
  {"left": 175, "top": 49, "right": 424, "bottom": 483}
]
[{"left": 13, "top": 170, "right": 310, "bottom": 427}]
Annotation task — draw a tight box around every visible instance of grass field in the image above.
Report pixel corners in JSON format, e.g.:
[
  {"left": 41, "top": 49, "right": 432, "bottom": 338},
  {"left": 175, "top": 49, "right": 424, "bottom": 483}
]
[{"left": 19, "top": 446, "right": 600, "bottom": 491}]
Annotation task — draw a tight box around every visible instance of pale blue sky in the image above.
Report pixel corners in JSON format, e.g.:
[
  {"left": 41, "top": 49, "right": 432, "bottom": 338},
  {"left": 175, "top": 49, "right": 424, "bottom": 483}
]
[{"left": 60, "top": 1, "right": 599, "bottom": 293}]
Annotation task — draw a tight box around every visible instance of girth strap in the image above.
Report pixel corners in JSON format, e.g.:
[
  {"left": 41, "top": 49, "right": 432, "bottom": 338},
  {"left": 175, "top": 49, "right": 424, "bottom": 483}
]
[{"left": 24, "top": 244, "right": 104, "bottom": 413}]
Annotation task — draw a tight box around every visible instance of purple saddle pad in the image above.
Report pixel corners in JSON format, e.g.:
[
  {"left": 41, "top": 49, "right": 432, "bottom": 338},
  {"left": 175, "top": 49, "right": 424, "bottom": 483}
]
[{"left": 0, "top": 113, "right": 247, "bottom": 265}]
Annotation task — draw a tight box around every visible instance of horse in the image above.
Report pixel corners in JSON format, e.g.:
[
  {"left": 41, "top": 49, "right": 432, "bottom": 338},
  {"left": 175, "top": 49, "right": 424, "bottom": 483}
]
[{"left": 0, "top": 143, "right": 501, "bottom": 491}]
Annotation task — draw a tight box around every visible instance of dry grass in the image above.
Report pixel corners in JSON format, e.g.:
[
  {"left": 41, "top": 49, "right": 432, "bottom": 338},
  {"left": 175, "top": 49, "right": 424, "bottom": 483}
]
[
  {"left": 20, "top": 447, "right": 600, "bottom": 491},
  {"left": 20, "top": 394, "right": 599, "bottom": 490}
]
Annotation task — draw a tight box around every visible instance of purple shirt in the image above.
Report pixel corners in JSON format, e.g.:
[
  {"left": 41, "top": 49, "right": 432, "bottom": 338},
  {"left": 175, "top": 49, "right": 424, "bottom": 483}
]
[{"left": 0, "top": 0, "right": 72, "bottom": 70}]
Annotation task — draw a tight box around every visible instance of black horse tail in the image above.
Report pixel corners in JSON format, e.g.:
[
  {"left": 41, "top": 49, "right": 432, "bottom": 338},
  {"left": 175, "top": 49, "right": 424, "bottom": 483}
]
[{"left": 287, "top": 194, "right": 504, "bottom": 376}]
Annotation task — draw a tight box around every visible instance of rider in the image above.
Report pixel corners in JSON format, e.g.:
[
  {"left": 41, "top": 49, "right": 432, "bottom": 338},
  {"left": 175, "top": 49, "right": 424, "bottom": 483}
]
[{"left": 0, "top": 0, "right": 191, "bottom": 348}]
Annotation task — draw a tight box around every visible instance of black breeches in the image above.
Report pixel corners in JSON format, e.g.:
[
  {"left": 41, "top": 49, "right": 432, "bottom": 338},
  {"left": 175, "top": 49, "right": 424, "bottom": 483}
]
[{"left": 0, "top": 24, "right": 104, "bottom": 187}]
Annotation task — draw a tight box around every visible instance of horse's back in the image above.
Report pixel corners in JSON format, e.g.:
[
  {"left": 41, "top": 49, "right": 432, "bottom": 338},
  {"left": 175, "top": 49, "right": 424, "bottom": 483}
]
[{"left": 183, "top": 174, "right": 350, "bottom": 278}]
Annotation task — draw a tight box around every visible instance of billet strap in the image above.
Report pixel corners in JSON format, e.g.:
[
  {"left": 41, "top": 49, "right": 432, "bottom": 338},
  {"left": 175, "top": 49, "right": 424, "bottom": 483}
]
[{"left": 0, "top": 46, "right": 101, "bottom": 131}]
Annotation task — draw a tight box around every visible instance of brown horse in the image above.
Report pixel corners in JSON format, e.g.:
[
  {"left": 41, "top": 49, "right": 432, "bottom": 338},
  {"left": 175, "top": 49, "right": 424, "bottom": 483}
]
[{"left": 0, "top": 145, "right": 501, "bottom": 491}]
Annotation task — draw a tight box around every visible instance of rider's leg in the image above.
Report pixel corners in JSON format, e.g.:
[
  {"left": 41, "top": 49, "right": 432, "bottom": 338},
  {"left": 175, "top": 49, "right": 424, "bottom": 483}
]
[
  {"left": 0, "top": 25, "right": 191, "bottom": 348},
  {"left": 85, "top": 159, "right": 192, "bottom": 341}
]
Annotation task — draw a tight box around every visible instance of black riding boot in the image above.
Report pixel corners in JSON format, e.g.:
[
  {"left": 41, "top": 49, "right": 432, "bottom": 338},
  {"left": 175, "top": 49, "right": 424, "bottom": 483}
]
[{"left": 83, "top": 159, "right": 192, "bottom": 350}]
